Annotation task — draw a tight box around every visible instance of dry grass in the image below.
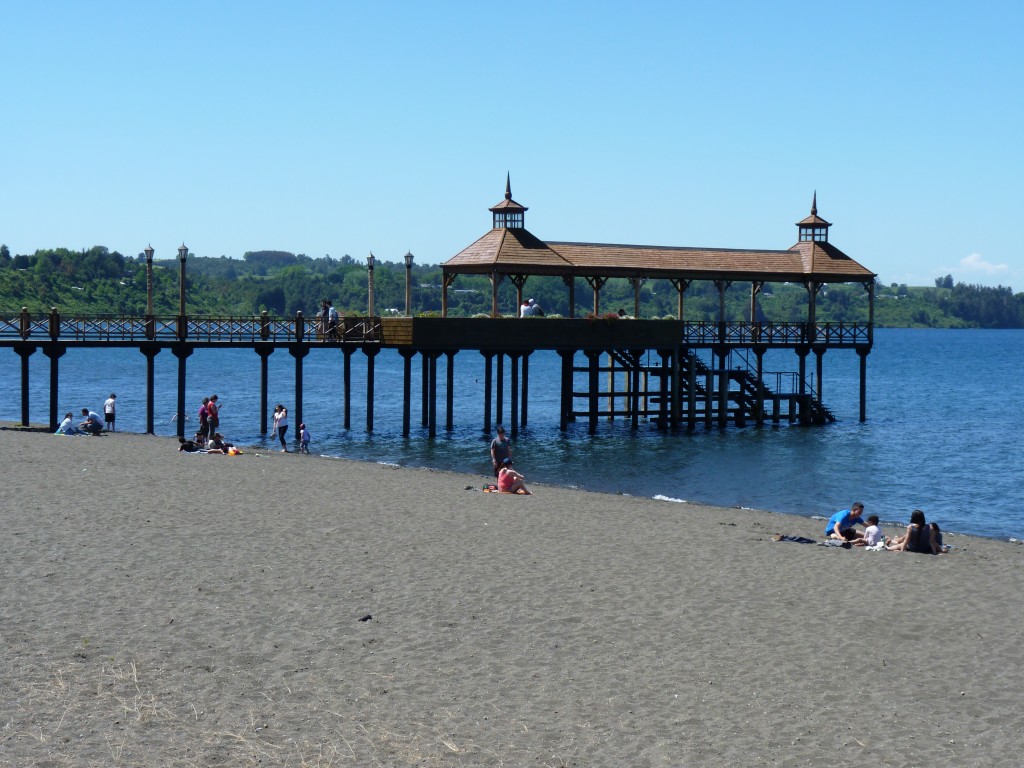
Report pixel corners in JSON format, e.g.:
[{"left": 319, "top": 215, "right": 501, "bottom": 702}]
[{"left": 1, "top": 653, "right": 514, "bottom": 767}]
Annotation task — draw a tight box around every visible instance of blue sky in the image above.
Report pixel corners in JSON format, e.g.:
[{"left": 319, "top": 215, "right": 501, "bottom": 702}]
[{"left": 2, "top": 1, "right": 1021, "bottom": 288}]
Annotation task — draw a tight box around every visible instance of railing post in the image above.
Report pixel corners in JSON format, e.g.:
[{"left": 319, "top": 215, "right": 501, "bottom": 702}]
[
  {"left": 48, "top": 307, "right": 60, "bottom": 340},
  {"left": 20, "top": 307, "right": 30, "bottom": 339},
  {"left": 145, "top": 314, "right": 155, "bottom": 341},
  {"left": 295, "top": 310, "right": 305, "bottom": 342},
  {"left": 260, "top": 311, "right": 270, "bottom": 341},
  {"left": 176, "top": 313, "right": 187, "bottom": 341}
]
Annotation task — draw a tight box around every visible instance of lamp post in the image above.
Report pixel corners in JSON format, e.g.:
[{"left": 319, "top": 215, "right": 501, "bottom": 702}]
[
  {"left": 404, "top": 251, "right": 414, "bottom": 316},
  {"left": 367, "top": 252, "right": 376, "bottom": 318},
  {"left": 177, "top": 243, "right": 188, "bottom": 318},
  {"left": 144, "top": 244, "right": 155, "bottom": 316}
]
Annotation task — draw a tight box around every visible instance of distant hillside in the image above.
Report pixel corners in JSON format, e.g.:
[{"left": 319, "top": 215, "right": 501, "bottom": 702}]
[{"left": 1, "top": 245, "right": 1021, "bottom": 327}]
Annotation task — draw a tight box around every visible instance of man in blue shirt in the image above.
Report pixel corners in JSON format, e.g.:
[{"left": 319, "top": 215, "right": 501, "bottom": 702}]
[{"left": 825, "top": 502, "right": 865, "bottom": 540}]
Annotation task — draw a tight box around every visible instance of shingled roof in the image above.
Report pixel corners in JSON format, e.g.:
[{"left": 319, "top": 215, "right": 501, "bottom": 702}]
[{"left": 443, "top": 184, "right": 875, "bottom": 283}]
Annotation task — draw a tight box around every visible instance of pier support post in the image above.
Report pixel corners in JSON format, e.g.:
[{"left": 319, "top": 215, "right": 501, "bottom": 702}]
[
  {"left": 814, "top": 347, "right": 825, "bottom": 404},
  {"left": 754, "top": 347, "right": 766, "bottom": 428},
  {"left": 558, "top": 350, "right": 574, "bottom": 430},
  {"left": 658, "top": 349, "right": 671, "bottom": 432},
  {"left": 496, "top": 353, "right": 505, "bottom": 426},
  {"left": 481, "top": 351, "right": 493, "bottom": 433},
  {"left": 858, "top": 346, "right": 869, "bottom": 422},
  {"left": 400, "top": 350, "right": 415, "bottom": 437},
  {"left": 342, "top": 348, "right": 353, "bottom": 430},
  {"left": 421, "top": 353, "right": 429, "bottom": 427},
  {"left": 427, "top": 352, "right": 439, "bottom": 438},
  {"left": 796, "top": 347, "right": 809, "bottom": 424},
  {"left": 289, "top": 344, "right": 309, "bottom": 438},
  {"left": 364, "top": 346, "right": 379, "bottom": 432},
  {"left": 715, "top": 343, "right": 729, "bottom": 429},
  {"left": 586, "top": 350, "right": 601, "bottom": 435},
  {"left": 520, "top": 352, "right": 530, "bottom": 428},
  {"left": 445, "top": 351, "right": 456, "bottom": 431},
  {"left": 172, "top": 344, "right": 192, "bottom": 438},
  {"left": 509, "top": 353, "right": 520, "bottom": 436},
  {"left": 140, "top": 344, "right": 160, "bottom": 434},
  {"left": 256, "top": 347, "right": 273, "bottom": 434},
  {"left": 14, "top": 344, "right": 35, "bottom": 426},
  {"left": 43, "top": 343, "right": 65, "bottom": 431},
  {"left": 626, "top": 350, "right": 634, "bottom": 430}
]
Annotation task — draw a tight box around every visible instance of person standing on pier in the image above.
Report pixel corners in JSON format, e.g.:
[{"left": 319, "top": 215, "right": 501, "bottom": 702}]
[
  {"left": 490, "top": 425, "right": 512, "bottom": 478},
  {"left": 103, "top": 393, "right": 117, "bottom": 432},
  {"left": 327, "top": 300, "right": 339, "bottom": 339},
  {"left": 319, "top": 300, "right": 330, "bottom": 339}
]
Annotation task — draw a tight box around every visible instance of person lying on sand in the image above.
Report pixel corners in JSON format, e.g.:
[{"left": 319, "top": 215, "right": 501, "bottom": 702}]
[
  {"left": 178, "top": 436, "right": 203, "bottom": 453},
  {"left": 497, "top": 458, "right": 532, "bottom": 495}
]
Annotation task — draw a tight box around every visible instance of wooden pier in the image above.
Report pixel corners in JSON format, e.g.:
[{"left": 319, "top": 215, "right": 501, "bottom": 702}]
[
  {"left": 0, "top": 311, "right": 870, "bottom": 436},
  {"left": 0, "top": 182, "right": 876, "bottom": 435}
]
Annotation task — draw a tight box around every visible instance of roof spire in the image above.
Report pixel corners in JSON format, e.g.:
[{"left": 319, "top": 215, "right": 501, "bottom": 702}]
[
  {"left": 811, "top": 191, "right": 817, "bottom": 216},
  {"left": 505, "top": 172, "right": 512, "bottom": 201}
]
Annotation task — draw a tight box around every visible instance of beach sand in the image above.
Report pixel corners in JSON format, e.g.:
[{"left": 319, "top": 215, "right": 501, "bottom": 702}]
[{"left": 1, "top": 425, "right": 1022, "bottom": 767}]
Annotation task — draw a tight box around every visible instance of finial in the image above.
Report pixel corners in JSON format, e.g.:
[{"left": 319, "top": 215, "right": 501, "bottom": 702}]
[
  {"left": 811, "top": 191, "right": 817, "bottom": 216},
  {"left": 505, "top": 172, "right": 512, "bottom": 200}
]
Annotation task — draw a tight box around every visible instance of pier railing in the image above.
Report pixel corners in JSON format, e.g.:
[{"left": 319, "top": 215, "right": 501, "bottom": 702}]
[
  {"left": 0, "top": 310, "right": 870, "bottom": 350},
  {"left": 0, "top": 309, "right": 384, "bottom": 344}
]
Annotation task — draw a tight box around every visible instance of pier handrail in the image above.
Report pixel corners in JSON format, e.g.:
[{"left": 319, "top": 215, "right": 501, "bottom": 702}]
[
  {"left": 1, "top": 312, "right": 868, "bottom": 350},
  {"left": 682, "top": 320, "right": 869, "bottom": 347},
  {"left": 0, "top": 311, "right": 384, "bottom": 344}
]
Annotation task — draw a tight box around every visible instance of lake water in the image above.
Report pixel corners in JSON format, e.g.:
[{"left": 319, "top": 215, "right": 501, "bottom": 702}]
[{"left": 3, "top": 328, "right": 1021, "bottom": 540}]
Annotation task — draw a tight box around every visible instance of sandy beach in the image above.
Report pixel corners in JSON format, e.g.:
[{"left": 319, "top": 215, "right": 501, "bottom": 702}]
[{"left": 1, "top": 425, "right": 1022, "bottom": 767}]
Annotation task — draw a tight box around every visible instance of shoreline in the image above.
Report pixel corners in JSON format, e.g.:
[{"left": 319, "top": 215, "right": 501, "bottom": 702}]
[
  {"left": 2, "top": 424, "right": 1023, "bottom": 766},
  {"left": 10, "top": 422, "right": 1015, "bottom": 544}
]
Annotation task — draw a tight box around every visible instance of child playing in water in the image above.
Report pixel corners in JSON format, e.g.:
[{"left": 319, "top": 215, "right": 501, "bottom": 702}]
[{"left": 299, "top": 423, "right": 310, "bottom": 454}]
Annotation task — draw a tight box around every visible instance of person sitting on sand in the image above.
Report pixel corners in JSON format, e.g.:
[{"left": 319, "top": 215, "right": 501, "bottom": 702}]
[
  {"left": 193, "top": 431, "right": 208, "bottom": 449},
  {"left": 887, "top": 509, "right": 941, "bottom": 554},
  {"left": 207, "top": 432, "right": 234, "bottom": 454},
  {"left": 824, "top": 502, "right": 865, "bottom": 540},
  {"left": 79, "top": 408, "right": 104, "bottom": 435},
  {"left": 850, "top": 514, "right": 884, "bottom": 547},
  {"left": 56, "top": 412, "right": 82, "bottom": 435},
  {"left": 177, "top": 436, "right": 202, "bottom": 452},
  {"left": 497, "top": 457, "right": 531, "bottom": 494}
]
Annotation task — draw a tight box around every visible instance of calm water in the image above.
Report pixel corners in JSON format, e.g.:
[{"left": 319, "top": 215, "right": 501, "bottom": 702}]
[{"left": 3, "top": 328, "right": 1021, "bottom": 540}]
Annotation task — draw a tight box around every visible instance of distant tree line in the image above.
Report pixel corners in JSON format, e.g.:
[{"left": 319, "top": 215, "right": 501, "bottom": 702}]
[{"left": 1, "top": 244, "right": 1022, "bottom": 327}]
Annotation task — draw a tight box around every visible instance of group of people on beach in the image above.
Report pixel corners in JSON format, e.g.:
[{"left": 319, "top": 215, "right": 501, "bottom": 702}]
[
  {"left": 489, "top": 425, "right": 531, "bottom": 494},
  {"left": 178, "top": 394, "right": 241, "bottom": 454},
  {"left": 825, "top": 502, "right": 946, "bottom": 554},
  {"left": 55, "top": 393, "right": 118, "bottom": 435}
]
